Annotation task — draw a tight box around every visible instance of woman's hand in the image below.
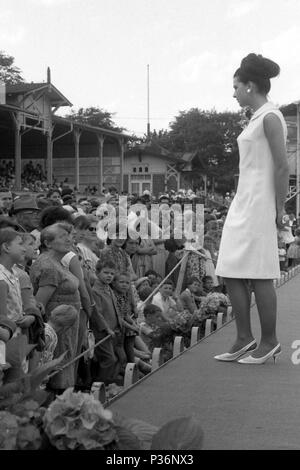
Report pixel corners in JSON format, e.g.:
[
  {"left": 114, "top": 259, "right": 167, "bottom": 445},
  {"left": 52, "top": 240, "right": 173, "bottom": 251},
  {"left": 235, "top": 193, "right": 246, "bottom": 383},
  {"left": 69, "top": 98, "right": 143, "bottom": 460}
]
[
  {"left": 107, "top": 328, "right": 116, "bottom": 338},
  {"left": 16, "top": 315, "right": 35, "bottom": 329}
]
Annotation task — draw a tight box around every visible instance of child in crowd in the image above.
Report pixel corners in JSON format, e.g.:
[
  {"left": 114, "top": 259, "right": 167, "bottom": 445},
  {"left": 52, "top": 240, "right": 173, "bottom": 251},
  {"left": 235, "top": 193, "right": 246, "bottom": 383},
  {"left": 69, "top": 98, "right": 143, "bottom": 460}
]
[
  {"left": 145, "top": 270, "right": 159, "bottom": 287},
  {"left": 152, "top": 279, "right": 183, "bottom": 321},
  {"left": 14, "top": 233, "right": 45, "bottom": 370},
  {"left": 180, "top": 276, "right": 203, "bottom": 314},
  {"left": 40, "top": 304, "right": 78, "bottom": 366},
  {"left": 136, "top": 286, "right": 153, "bottom": 320},
  {"left": 90, "top": 258, "right": 127, "bottom": 385},
  {"left": 135, "top": 276, "right": 151, "bottom": 295},
  {"left": 0, "top": 229, "right": 35, "bottom": 329},
  {"left": 139, "top": 304, "right": 173, "bottom": 362},
  {"left": 112, "top": 271, "right": 139, "bottom": 363},
  {"left": 202, "top": 275, "right": 214, "bottom": 295}
]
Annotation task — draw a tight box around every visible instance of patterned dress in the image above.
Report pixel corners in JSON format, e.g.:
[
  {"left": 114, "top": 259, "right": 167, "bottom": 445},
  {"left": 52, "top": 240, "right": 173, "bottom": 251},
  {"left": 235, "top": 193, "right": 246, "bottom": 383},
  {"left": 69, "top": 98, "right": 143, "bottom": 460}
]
[
  {"left": 114, "top": 291, "right": 137, "bottom": 337},
  {"left": 30, "top": 253, "right": 80, "bottom": 389}
]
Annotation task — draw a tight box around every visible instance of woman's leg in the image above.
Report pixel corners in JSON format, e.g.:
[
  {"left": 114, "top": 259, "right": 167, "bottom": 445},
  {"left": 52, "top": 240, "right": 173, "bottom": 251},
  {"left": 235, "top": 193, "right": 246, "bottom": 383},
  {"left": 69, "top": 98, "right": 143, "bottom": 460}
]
[
  {"left": 250, "top": 279, "right": 279, "bottom": 357},
  {"left": 224, "top": 278, "right": 255, "bottom": 353}
]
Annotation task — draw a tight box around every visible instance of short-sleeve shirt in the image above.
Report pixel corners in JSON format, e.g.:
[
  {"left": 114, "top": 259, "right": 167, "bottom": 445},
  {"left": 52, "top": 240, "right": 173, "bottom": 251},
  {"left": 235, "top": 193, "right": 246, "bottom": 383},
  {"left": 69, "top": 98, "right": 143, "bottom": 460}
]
[
  {"left": 0, "top": 263, "right": 24, "bottom": 322},
  {"left": 30, "top": 253, "right": 80, "bottom": 320}
]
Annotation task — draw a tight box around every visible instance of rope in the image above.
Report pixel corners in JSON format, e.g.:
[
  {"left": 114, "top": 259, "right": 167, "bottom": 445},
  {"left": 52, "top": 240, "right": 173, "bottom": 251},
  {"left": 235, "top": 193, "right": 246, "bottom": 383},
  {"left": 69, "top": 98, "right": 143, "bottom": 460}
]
[
  {"left": 138, "top": 251, "right": 189, "bottom": 308},
  {"left": 47, "top": 334, "right": 111, "bottom": 380},
  {"left": 46, "top": 247, "right": 219, "bottom": 381},
  {"left": 139, "top": 247, "right": 218, "bottom": 308}
]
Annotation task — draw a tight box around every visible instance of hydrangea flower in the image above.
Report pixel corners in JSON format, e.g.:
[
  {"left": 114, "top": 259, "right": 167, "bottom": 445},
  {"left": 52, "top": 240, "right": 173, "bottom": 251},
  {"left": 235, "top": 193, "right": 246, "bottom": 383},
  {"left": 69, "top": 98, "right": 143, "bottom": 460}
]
[{"left": 43, "top": 388, "right": 117, "bottom": 450}]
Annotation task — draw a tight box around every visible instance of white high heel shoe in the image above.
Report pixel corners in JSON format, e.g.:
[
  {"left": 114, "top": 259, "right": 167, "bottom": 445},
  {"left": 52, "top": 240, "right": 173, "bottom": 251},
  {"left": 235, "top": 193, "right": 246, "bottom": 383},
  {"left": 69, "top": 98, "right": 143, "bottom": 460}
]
[
  {"left": 214, "top": 340, "right": 257, "bottom": 362},
  {"left": 237, "top": 344, "right": 281, "bottom": 364}
]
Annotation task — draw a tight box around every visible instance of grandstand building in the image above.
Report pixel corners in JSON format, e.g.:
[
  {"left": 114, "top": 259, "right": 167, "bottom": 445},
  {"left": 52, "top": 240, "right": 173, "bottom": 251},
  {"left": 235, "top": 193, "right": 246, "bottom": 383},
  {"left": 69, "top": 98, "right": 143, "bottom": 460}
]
[{"left": 0, "top": 70, "right": 128, "bottom": 193}]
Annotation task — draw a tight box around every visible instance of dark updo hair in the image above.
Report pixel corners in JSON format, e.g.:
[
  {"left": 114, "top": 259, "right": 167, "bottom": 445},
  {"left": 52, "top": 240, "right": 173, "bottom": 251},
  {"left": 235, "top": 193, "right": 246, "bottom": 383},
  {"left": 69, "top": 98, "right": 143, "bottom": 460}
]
[{"left": 234, "top": 53, "right": 280, "bottom": 95}]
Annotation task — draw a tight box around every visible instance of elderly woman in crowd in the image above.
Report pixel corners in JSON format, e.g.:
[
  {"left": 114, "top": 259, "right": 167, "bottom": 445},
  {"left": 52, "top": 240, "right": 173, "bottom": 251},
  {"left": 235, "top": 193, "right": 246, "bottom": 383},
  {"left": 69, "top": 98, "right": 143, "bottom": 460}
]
[
  {"left": 73, "top": 215, "right": 100, "bottom": 274},
  {"left": 30, "top": 222, "right": 80, "bottom": 394}
]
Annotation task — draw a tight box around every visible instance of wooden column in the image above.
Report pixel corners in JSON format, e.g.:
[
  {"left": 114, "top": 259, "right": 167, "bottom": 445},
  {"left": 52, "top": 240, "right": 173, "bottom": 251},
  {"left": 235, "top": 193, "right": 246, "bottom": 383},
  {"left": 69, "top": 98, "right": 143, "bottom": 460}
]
[
  {"left": 97, "top": 134, "right": 104, "bottom": 193},
  {"left": 74, "top": 129, "right": 81, "bottom": 191},
  {"left": 14, "top": 113, "right": 22, "bottom": 191},
  {"left": 46, "top": 128, "right": 53, "bottom": 186}
]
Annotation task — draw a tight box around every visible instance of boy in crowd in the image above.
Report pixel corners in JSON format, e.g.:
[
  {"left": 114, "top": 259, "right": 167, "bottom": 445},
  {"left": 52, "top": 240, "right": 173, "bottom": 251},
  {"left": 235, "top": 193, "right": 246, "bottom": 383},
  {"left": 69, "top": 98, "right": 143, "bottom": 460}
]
[
  {"left": 90, "top": 258, "right": 127, "bottom": 385},
  {"left": 202, "top": 275, "right": 214, "bottom": 295},
  {"left": 180, "top": 276, "right": 203, "bottom": 314},
  {"left": 152, "top": 279, "right": 183, "bottom": 321},
  {"left": 139, "top": 304, "right": 173, "bottom": 362}
]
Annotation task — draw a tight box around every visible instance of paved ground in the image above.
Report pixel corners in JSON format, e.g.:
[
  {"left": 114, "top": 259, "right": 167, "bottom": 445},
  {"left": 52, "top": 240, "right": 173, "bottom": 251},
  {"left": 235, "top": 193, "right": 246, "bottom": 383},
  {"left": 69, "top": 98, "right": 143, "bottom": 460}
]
[{"left": 110, "top": 275, "right": 300, "bottom": 450}]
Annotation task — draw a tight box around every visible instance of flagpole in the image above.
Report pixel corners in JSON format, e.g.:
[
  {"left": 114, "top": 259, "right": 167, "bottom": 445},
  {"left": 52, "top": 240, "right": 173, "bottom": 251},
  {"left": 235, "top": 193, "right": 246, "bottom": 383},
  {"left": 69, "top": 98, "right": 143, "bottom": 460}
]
[{"left": 147, "top": 64, "right": 150, "bottom": 139}]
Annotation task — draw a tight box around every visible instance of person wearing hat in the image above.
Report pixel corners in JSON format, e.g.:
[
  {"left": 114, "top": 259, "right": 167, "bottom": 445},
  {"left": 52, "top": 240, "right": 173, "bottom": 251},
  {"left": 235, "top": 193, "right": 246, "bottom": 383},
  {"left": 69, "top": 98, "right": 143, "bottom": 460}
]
[
  {"left": 11, "top": 196, "right": 41, "bottom": 232},
  {"left": 0, "top": 188, "right": 13, "bottom": 216}
]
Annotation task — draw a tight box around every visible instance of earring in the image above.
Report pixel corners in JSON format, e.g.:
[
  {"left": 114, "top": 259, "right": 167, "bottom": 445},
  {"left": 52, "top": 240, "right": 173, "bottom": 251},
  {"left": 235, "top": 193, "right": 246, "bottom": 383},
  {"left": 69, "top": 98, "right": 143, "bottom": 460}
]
[{"left": 247, "top": 89, "right": 251, "bottom": 93}]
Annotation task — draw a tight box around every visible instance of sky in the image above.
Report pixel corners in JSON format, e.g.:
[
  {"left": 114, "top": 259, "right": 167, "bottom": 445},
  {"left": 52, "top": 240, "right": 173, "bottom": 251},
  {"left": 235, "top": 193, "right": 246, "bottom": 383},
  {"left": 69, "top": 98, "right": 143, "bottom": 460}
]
[{"left": 1, "top": 0, "right": 300, "bottom": 136}]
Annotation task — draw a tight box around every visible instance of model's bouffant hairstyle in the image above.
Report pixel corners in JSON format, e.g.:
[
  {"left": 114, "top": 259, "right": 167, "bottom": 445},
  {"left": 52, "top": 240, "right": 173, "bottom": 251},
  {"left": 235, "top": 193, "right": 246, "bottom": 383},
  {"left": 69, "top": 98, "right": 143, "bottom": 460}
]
[{"left": 234, "top": 53, "right": 280, "bottom": 95}]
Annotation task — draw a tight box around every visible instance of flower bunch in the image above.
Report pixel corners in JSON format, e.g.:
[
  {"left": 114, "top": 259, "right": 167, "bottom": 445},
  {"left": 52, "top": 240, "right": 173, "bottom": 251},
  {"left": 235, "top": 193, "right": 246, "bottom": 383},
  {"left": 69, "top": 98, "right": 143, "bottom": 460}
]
[
  {"left": 43, "top": 388, "right": 117, "bottom": 450},
  {"left": 169, "top": 310, "right": 193, "bottom": 334},
  {"left": 199, "top": 293, "right": 229, "bottom": 318},
  {"left": 0, "top": 401, "right": 44, "bottom": 450}
]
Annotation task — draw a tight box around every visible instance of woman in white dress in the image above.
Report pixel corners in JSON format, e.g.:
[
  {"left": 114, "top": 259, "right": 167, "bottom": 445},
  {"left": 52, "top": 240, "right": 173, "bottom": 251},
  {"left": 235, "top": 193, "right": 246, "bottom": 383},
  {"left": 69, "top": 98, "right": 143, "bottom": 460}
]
[{"left": 214, "top": 53, "right": 289, "bottom": 364}]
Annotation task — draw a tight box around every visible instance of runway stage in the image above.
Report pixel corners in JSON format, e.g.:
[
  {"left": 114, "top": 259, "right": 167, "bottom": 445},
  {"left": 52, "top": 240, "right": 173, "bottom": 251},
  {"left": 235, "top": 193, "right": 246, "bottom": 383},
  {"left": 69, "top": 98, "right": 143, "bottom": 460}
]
[{"left": 110, "top": 274, "right": 300, "bottom": 450}]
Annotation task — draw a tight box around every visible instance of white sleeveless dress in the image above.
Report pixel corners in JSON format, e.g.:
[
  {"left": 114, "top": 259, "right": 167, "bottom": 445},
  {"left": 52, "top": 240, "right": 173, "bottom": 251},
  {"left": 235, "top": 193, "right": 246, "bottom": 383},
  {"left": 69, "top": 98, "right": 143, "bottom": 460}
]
[{"left": 215, "top": 102, "right": 287, "bottom": 279}]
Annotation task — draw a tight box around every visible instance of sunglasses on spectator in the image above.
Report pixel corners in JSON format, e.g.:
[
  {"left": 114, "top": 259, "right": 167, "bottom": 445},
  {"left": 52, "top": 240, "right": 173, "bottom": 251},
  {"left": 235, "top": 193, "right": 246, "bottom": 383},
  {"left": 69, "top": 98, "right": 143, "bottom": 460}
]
[{"left": 88, "top": 226, "right": 97, "bottom": 232}]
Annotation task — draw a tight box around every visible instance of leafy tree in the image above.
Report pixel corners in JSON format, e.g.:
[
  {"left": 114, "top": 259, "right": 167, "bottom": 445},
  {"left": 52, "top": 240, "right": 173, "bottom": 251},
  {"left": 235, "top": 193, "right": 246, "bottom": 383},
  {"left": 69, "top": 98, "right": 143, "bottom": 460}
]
[
  {"left": 147, "top": 108, "right": 244, "bottom": 191},
  {"left": 65, "top": 106, "right": 126, "bottom": 133},
  {"left": 280, "top": 103, "right": 297, "bottom": 117},
  {"left": 0, "top": 51, "right": 24, "bottom": 85}
]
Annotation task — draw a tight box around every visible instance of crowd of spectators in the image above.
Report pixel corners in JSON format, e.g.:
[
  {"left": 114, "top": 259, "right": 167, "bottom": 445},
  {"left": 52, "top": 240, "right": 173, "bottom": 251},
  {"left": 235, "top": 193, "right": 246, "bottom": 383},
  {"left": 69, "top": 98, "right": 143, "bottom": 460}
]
[
  {"left": 1, "top": 179, "right": 295, "bottom": 401},
  {"left": 0, "top": 182, "right": 234, "bottom": 400}
]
